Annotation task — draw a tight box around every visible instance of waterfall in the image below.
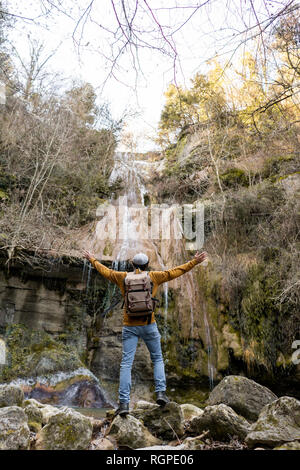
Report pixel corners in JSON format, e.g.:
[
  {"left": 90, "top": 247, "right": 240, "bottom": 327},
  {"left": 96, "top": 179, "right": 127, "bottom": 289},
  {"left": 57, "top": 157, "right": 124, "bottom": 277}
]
[
  {"left": 202, "top": 302, "right": 215, "bottom": 390},
  {"left": 92, "top": 151, "right": 215, "bottom": 390}
]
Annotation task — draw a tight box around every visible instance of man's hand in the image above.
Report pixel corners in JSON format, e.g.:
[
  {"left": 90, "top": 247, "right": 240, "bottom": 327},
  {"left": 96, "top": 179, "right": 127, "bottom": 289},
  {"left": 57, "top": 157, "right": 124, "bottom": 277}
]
[
  {"left": 194, "top": 251, "right": 208, "bottom": 264},
  {"left": 83, "top": 250, "right": 95, "bottom": 262}
]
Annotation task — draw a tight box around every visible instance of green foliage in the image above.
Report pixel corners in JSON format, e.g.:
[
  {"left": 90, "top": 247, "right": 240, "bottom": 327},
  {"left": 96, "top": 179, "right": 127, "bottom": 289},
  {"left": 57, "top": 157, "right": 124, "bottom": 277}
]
[
  {"left": 262, "top": 154, "right": 299, "bottom": 179},
  {"left": 220, "top": 168, "right": 249, "bottom": 188},
  {"left": 158, "top": 72, "right": 228, "bottom": 146}
]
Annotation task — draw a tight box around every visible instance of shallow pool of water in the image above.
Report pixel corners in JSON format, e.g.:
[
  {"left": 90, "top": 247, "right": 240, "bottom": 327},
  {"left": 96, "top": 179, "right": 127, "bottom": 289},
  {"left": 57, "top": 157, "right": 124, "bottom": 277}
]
[{"left": 69, "top": 407, "right": 112, "bottom": 419}]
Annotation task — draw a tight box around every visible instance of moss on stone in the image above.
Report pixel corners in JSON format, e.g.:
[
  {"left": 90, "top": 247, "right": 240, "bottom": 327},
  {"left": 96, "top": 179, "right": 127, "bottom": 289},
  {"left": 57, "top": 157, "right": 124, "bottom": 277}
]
[{"left": 0, "top": 324, "right": 83, "bottom": 382}]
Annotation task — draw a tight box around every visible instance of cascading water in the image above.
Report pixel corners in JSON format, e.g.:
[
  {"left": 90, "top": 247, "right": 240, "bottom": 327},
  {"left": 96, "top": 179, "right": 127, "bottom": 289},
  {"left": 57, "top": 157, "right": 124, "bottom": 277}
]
[{"left": 86, "top": 151, "right": 216, "bottom": 392}]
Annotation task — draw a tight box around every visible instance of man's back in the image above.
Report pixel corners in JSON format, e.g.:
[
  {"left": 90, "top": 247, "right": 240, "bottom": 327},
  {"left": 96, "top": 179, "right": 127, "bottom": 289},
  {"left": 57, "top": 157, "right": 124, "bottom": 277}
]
[{"left": 89, "top": 256, "right": 199, "bottom": 326}]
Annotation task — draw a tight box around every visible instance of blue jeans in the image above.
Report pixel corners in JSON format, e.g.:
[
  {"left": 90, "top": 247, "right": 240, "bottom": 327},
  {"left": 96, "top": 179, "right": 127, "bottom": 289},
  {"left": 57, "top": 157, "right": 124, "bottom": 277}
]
[{"left": 119, "top": 322, "right": 166, "bottom": 403}]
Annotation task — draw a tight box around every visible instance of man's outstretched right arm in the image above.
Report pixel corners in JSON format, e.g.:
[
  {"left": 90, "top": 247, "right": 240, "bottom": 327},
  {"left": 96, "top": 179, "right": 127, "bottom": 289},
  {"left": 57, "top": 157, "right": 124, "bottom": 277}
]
[
  {"left": 150, "top": 251, "right": 208, "bottom": 285},
  {"left": 83, "top": 250, "right": 125, "bottom": 286}
]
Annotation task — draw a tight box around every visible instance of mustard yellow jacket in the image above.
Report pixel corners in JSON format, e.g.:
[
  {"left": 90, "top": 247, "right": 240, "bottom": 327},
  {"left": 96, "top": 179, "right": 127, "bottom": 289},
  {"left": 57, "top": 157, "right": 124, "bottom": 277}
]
[{"left": 90, "top": 257, "right": 199, "bottom": 326}]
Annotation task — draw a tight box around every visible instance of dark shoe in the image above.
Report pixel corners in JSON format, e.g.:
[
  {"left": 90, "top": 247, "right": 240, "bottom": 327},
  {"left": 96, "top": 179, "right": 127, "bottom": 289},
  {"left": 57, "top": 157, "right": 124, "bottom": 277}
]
[
  {"left": 156, "top": 391, "right": 170, "bottom": 407},
  {"left": 115, "top": 402, "right": 129, "bottom": 417}
]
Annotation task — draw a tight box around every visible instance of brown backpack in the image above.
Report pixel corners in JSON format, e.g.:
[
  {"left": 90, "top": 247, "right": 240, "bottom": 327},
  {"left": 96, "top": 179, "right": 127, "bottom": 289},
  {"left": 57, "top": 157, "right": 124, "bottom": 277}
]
[{"left": 124, "top": 271, "right": 159, "bottom": 321}]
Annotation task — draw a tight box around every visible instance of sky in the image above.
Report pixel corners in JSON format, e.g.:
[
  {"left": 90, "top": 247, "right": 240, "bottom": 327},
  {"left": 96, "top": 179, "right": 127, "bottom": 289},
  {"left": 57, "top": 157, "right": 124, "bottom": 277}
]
[{"left": 5, "top": 0, "right": 289, "bottom": 151}]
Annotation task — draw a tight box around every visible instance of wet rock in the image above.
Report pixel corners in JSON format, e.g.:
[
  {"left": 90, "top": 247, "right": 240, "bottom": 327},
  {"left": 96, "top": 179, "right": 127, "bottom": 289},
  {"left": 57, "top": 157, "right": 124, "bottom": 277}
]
[
  {"left": 208, "top": 375, "right": 277, "bottom": 421},
  {"left": 274, "top": 440, "right": 300, "bottom": 450},
  {"left": 17, "top": 368, "right": 114, "bottom": 408},
  {"left": 188, "top": 404, "right": 250, "bottom": 441},
  {"left": 107, "top": 414, "right": 162, "bottom": 449},
  {"left": 131, "top": 401, "right": 184, "bottom": 440},
  {"left": 245, "top": 396, "right": 300, "bottom": 448},
  {"left": 35, "top": 407, "right": 92, "bottom": 450},
  {"left": 0, "top": 406, "right": 30, "bottom": 450},
  {"left": 180, "top": 403, "right": 204, "bottom": 421},
  {"left": 0, "top": 384, "right": 24, "bottom": 407}
]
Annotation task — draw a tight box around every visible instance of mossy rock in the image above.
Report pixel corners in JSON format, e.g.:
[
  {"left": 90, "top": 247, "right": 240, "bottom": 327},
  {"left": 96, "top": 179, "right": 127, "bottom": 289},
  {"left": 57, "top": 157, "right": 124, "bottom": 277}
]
[
  {"left": 108, "top": 414, "right": 162, "bottom": 449},
  {"left": 208, "top": 375, "right": 277, "bottom": 421},
  {"left": 0, "top": 384, "right": 24, "bottom": 407},
  {"left": 23, "top": 403, "right": 43, "bottom": 424},
  {"left": 246, "top": 397, "right": 300, "bottom": 449},
  {"left": 0, "top": 324, "right": 83, "bottom": 382},
  {"left": 0, "top": 406, "right": 30, "bottom": 450},
  {"left": 131, "top": 401, "right": 185, "bottom": 440},
  {"left": 35, "top": 407, "right": 93, "bottom": 450},
  {"left": 188, "top": 403, "right": 250, "bottom": 441}
]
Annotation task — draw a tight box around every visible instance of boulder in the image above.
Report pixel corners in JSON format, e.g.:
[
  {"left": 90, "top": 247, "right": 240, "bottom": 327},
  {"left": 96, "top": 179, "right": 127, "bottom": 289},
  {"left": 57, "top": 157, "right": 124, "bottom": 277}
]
[
  {"left": 181, "top": 436, "right": 205, "bottom": 450},
  {"left": 35, "top": 407, "right": 92, "bottom": 450},
  {"left": 23, "top": 402, "right": 43, "bottom": 433},
  {"left": 245, "top": 396, "right": 300, "bottom": 449},
  {"left": 0, "top": 384, "right": 24, "bottom": 407},
  {"left": 274, "top": 441, "right": 300, "bottom": 450},
  {"left": 22, "top": 398, "right": 59, "bottom": 424},
  {"left": 0, "top": 406, "right": 30, "bottom": 450},
  {"left": 39, "top": 404, "right": 61, "bottom": 425},
  {"left": 23, "top": 403, "right": 43, "bottom": 424},
  {"left": 107, "top": 414, "right": 162, "bottom": 449},
  {"left": 90, "top": 437, "right": 115, "bottom": 450},
  {"left": 133, "top": 400, "right": 157, "bottom": 411},
  {"left": 180, "top": 404, "right": 204, "bottom": 421},
  {"left": 188, "top": 404, "right": 250, "bottom": 441},
  {"left": 23, "top": 398, "right": 44, "bottom": 408},
  {"left": 208, "top": 375, "right": 277, "bottom": 421},
  {"left": 131, "top": 401, "right": 184, "bottom": 440}
]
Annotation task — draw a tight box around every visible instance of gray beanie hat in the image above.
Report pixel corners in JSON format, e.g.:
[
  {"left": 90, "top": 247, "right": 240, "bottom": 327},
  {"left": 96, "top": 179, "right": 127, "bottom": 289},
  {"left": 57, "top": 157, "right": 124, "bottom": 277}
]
[{"left": 132, "top": 253, "right": 149, "bottom": 266}]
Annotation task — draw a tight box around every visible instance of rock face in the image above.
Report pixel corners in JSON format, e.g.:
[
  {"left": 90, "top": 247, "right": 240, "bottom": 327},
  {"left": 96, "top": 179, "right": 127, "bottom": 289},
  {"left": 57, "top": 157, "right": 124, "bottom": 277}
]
[
  {"left": 0, "top": 406, "right": 30, "bottom": 450},
  {"left": 0, "top": 254, "right": 153, "bottom": 404},
  {"left": 18, "top": 369, "right": 114, "bottom": 408},
  {"left": 208, "top": 375, "right": 278, "bottom": 421},
  {"left": 131, "top": 401, "right": 185, "bottom": 440},
  {"left": 246, "top": 396, "right": 300, "bottom": 448},
  {"left": 0, "top": 384, "right": 24, "bottom": 407},
  {"left": 35, "top": 407, "right": 93, "bottom": 450},
  {"left": 188, "top": 404, "right": 250, "bottom": 441},
  {"left": 108, "top": 414, "right": 162, "bottom": 449}
]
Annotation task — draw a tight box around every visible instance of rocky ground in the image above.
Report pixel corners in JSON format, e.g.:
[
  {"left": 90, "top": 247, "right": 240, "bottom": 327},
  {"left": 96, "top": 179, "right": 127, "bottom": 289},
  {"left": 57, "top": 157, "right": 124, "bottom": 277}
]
[{"left": 0, "top": 375, "right": 299, "bottom": 450}]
